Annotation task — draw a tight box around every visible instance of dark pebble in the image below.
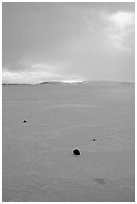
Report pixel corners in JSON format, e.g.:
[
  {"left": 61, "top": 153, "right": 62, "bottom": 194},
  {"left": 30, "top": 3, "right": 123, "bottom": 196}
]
[{"left": 73, "top": 149, "right": 80, "bottom": 156}]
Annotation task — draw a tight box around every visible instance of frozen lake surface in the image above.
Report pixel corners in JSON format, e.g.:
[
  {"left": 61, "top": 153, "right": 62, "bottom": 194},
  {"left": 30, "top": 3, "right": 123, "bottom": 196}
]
[{"left": 2, "top": 84, "right": 135, "bottom": 202}]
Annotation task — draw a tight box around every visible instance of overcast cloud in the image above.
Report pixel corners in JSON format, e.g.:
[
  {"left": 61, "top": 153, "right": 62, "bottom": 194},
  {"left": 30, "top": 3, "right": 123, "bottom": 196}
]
[{"left": 2, "top": 2, "right": 135, "bottom": 84}]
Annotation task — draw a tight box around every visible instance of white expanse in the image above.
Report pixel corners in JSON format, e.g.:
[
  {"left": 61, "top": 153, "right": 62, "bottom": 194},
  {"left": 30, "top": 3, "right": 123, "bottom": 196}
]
[{"left": 2, "top": 83, "right": 135, "bottom": 202}]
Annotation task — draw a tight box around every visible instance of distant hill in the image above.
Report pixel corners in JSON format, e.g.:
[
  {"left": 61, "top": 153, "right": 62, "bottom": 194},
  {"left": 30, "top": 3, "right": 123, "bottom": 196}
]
[
  {"left": 36, "top": 80, "right": 134, "bottom": 86},
  {"left": 81, "top": 81, "right": 134, "bottom": 85},
  {"left": 36, "top": 81, "right": 85, "bottom": 85},
  {"left": 37, "top": 81, "right": 67, "bottom": 85}
]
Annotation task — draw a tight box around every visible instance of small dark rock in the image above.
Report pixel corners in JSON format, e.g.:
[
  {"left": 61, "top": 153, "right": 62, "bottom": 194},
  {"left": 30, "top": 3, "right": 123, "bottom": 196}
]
[
  {"left": 73, "top": 149, "right": 80, "bottom": 156},
  {"left": 93, "top": 139, "right": 96, "bottom": 141},
  {"left": 23, "top": 120, "right": 27, "bottom": 123}
]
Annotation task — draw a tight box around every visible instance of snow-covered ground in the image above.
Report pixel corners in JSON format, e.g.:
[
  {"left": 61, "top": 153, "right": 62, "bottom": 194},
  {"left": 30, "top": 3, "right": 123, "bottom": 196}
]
[{"left": 2, "top": 84, "right": 135, "bottom": 202}]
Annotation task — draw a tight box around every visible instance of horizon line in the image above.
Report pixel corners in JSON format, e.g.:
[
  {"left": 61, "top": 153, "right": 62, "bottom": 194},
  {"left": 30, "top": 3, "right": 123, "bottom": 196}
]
[{"left": 2, "top": 80, "right": 135, "bottom": 85}]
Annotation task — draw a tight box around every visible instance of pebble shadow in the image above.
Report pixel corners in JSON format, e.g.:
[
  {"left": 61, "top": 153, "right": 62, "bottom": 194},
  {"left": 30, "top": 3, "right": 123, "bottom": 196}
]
[{"left": 94, "top": 178, "right": 106, "bottom": 185}]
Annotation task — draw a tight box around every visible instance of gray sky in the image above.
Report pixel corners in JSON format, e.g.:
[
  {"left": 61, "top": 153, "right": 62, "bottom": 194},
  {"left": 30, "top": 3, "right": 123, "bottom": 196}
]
[{"left": 2, "top": 2, "right": 135, "bottom": 84}]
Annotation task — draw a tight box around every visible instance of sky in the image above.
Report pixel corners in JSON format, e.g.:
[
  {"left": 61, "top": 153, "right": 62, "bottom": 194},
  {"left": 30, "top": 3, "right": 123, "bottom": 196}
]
[{"left": 2, "top": 2, "right": 135, "bottom": 84}]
